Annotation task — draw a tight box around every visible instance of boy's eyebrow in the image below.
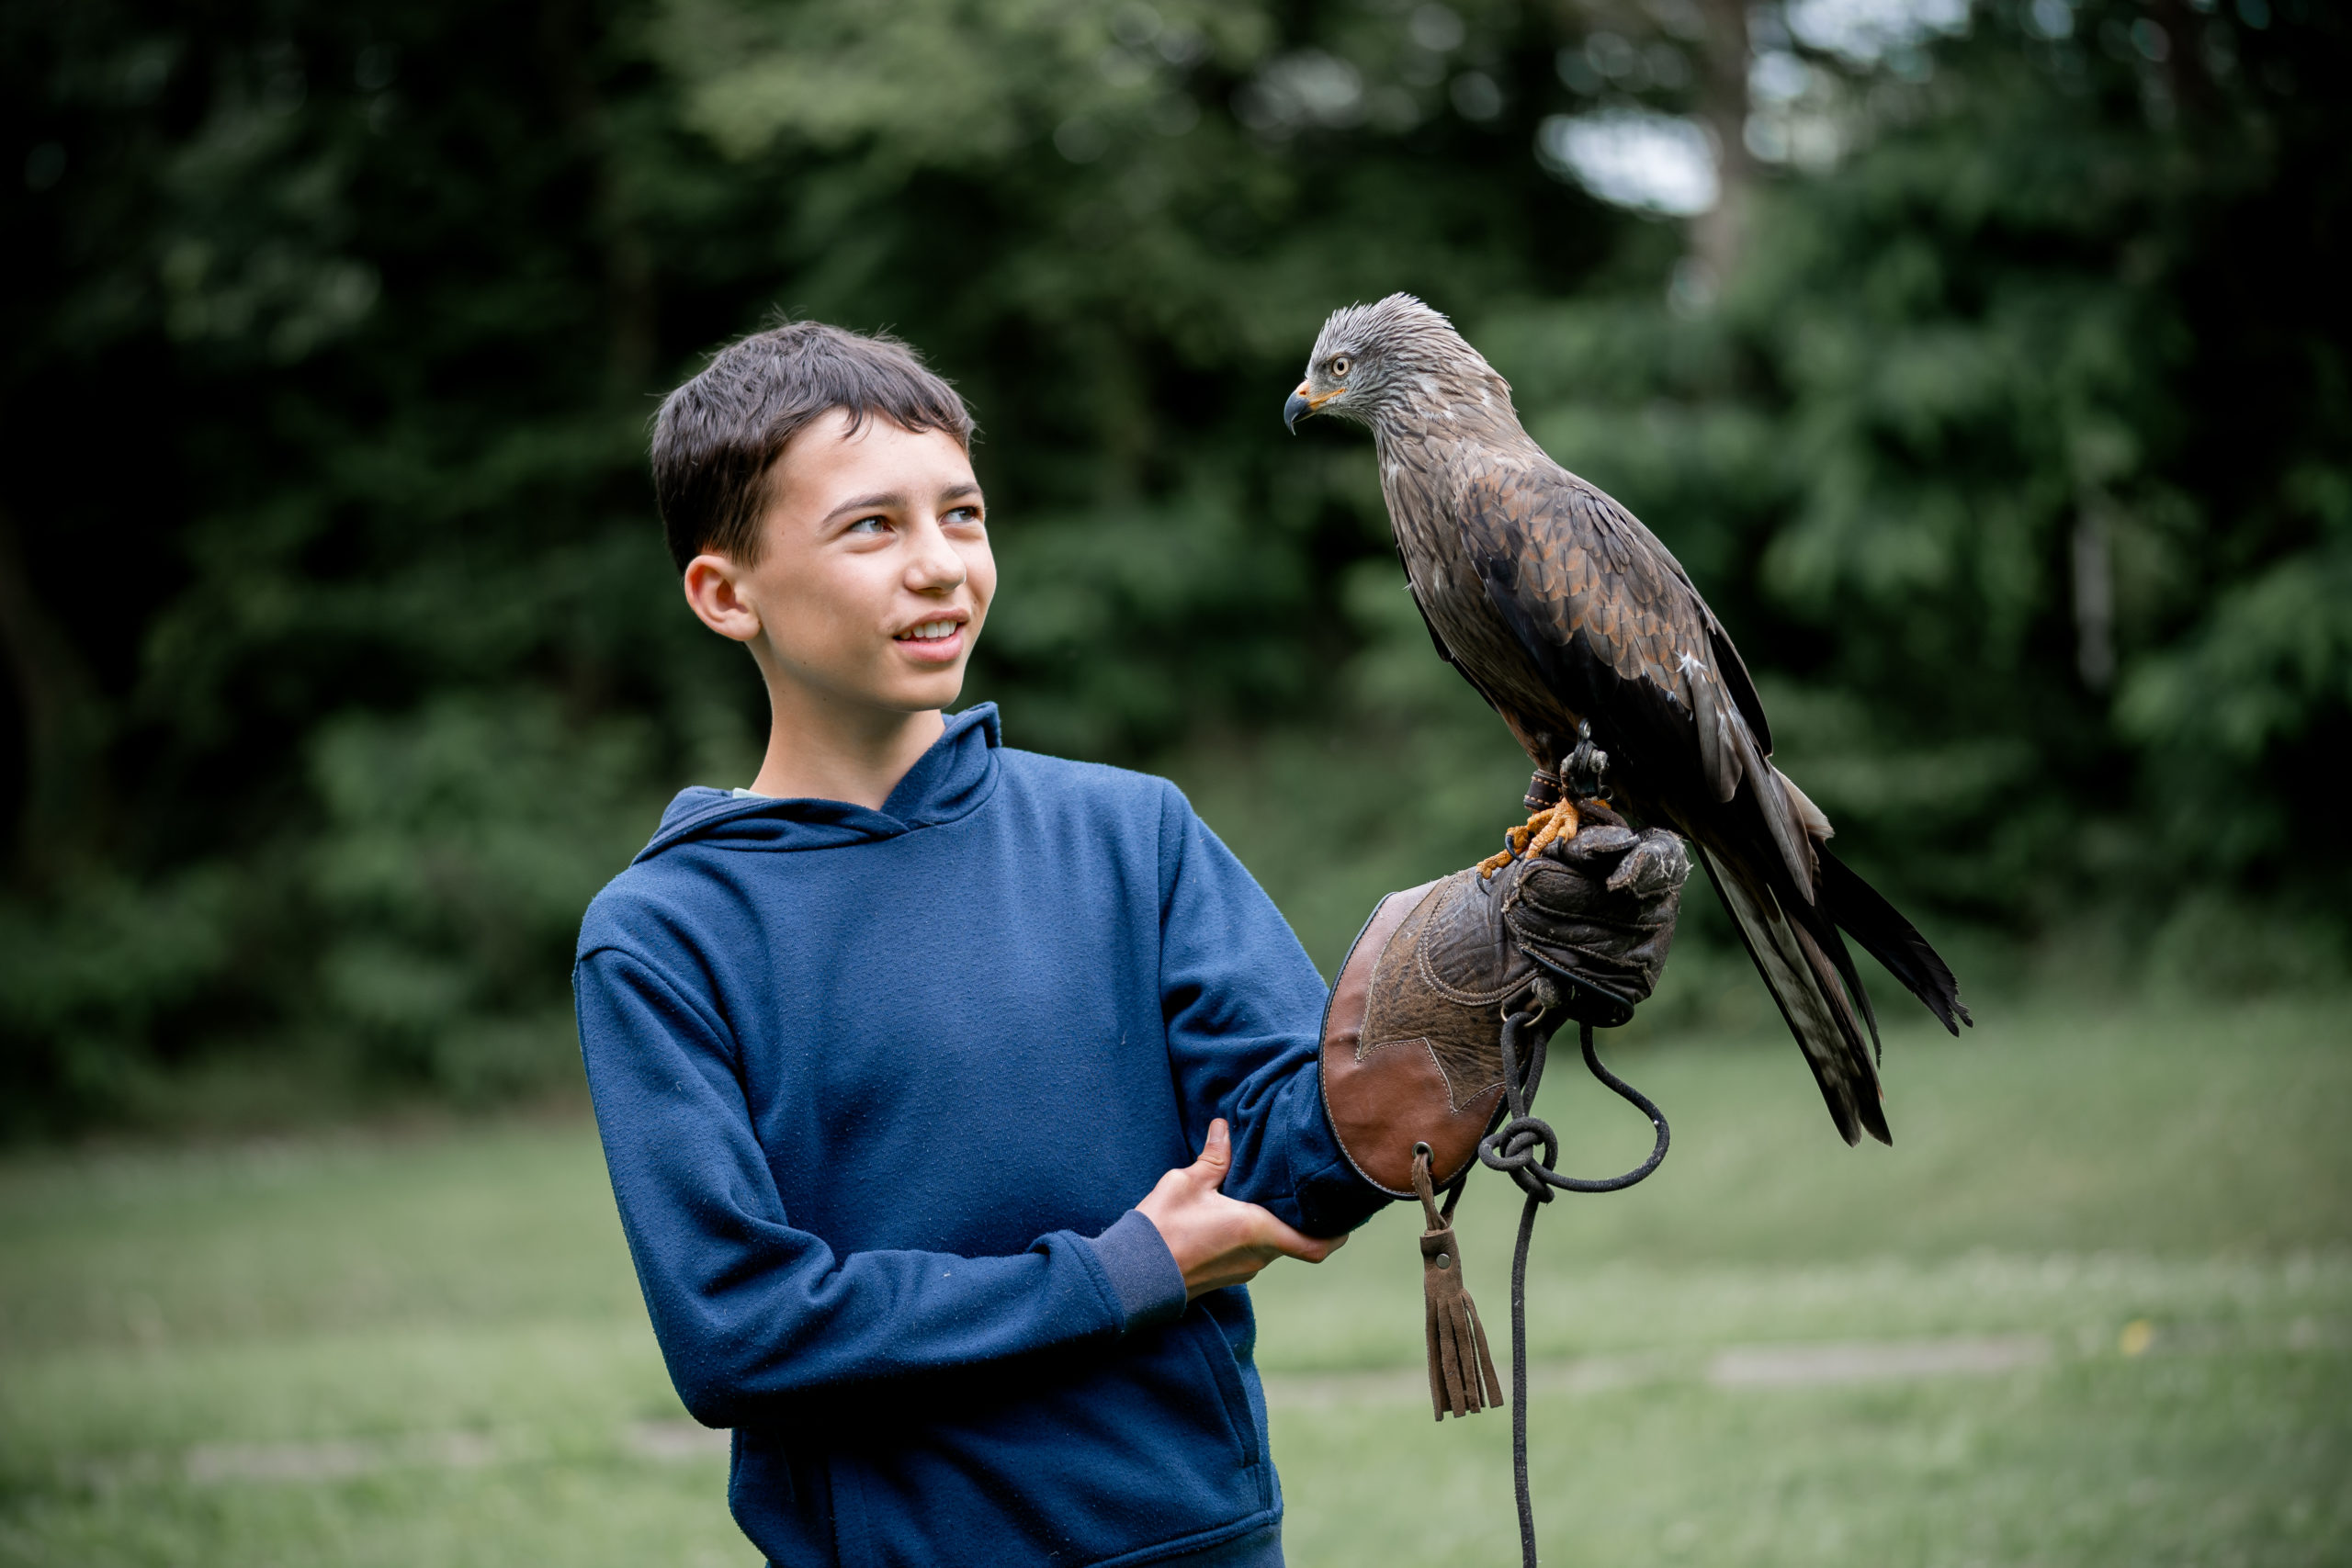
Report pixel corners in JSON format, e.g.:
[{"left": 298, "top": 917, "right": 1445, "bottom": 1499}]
[
  {"left": 819, "top": 481, "right": 984, "bottom": 526},
  {"left": 820, "top": 491, "right": 909, "bottom": 525}
]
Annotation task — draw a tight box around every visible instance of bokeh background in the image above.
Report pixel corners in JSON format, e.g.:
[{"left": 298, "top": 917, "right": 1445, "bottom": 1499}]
[{"left": 2, "top": 1, "right": 2346, "bottom": 1564}]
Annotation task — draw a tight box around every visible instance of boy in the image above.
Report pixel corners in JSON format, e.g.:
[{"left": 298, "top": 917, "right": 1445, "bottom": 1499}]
[{"left": 575, "top": 321, "right": 1682, "bottom": 1566}]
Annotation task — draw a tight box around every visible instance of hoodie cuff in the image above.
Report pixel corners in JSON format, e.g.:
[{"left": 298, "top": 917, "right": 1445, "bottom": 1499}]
[{"left": 1087, "top": 1209, "right": 1188, "bottom": 1331}]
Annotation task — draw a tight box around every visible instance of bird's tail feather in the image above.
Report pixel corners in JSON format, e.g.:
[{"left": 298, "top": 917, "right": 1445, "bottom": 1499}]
[
  {"left": 1695, "top": 844, "right": 1890, "bottom": 1146},
  {"left": 1818, "top": 848, "right": 1971, "bottom": 1035}
]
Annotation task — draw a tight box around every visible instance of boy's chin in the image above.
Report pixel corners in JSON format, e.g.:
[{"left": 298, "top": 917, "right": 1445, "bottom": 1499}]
[{"left": 876, "top": 666, "right": 967, "bottom": 714}]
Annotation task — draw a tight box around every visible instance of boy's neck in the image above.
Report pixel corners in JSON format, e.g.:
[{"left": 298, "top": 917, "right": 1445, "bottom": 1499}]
[{"left": 744, "top": 676, "right": 947, "bottom": 810}]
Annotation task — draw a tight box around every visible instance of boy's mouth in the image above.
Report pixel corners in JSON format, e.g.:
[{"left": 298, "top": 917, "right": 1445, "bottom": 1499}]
[{"left": 894, "top": 616, "right": 968, "bottom": 661}]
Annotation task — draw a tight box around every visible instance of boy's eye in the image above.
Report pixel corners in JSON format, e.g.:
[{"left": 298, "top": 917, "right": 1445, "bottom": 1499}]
[
  {"left": 847, "top": 515, "right": 888, "bottom": 535},
  {"left": 945, "top": 506, "right": 984, "bottom": 526}
]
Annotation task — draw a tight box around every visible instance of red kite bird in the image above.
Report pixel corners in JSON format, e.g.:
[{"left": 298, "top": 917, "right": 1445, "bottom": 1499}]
[{"left": 1288, "top": 294, "right": 1968, "bottom": 1145}]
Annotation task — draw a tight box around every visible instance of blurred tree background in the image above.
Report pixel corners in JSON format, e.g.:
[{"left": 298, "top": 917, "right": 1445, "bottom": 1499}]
[{"left": 1, "top": 0, "right": 2344, "bottom": 1135}]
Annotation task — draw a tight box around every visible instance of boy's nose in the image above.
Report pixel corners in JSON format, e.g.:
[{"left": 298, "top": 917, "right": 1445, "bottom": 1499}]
[{"left": 906, "top": 537, "right": 966, "bottom": 591}]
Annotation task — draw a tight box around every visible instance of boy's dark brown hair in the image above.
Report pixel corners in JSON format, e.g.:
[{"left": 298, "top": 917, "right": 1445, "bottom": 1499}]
[{"left": 650, "top": 321, "right": 976, "bottom": 571}]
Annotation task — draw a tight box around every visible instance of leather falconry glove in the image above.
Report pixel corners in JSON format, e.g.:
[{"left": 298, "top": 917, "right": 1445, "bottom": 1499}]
[{"left": 1318, "top": 802, "right": 1688, "bottom": 1419}]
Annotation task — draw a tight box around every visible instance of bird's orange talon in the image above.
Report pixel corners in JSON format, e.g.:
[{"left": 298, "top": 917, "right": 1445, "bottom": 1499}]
[
  {"left": 1481, "top": 798, "right": 1581, "bottom": 877},
  {"left": 1524, "top": 798, "right": 1580, "bottom": 858}
]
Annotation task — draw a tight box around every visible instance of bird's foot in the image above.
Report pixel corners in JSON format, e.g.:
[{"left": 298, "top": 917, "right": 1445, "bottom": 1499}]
[
  {"left": 1523, "top": 799, "right": 1580, "bottom": 860},
  {"left": 1476, "top": 797, "right": 1582, "bottom": 879}
]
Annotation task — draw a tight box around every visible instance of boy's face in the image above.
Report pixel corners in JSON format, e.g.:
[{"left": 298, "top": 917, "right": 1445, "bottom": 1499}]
[{"left": 686, "top": 410, "right": 994, "bottom": 718}]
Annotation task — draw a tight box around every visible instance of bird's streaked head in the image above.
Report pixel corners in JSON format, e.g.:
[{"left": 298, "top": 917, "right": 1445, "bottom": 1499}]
[{"left": 1284, "top": 292, "right": 1510, "bottom": 437}]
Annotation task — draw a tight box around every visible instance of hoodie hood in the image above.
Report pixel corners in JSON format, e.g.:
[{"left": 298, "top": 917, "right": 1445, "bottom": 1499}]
[{"left": 633, "top": 704, "right": 1002, "bottom": 863}]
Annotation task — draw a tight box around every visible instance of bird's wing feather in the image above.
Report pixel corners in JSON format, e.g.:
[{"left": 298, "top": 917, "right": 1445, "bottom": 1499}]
[
  {"left": 1448, "top": 457, "right": 1914, "bottom": 1138},
  {"left": 1483, "top": 475, "right": 1979, "bottom": 1046},
  {"left": 1706, "top": 618, "right": 1773, "bottom": 758},
  {"left": 1556, "top": 481, "right": 1781, "bottom": 795},
  {"left": 1452, "top": 462, "right": 1815, "bottom": 888},
  {"left": 1402, "top": 565, "right": 1523, "bottom": 730},
  {"left": 1820, "top": 846, "right": 1971, "bottom": 1035},
  {"left": 1695, "top": 843, "right": 1891, "bottom": 1145},
  {"left": 1399, "top": 549, "right": 1462, "bottom": 668},
  {"left": 1449, "top": 465, "right": 1712, "bottom": 727}
]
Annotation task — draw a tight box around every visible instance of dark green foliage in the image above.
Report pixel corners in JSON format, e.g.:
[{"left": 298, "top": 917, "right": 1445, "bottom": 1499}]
[{"left": 1, "top": 0, "right": 2344, "bottom": 1132}]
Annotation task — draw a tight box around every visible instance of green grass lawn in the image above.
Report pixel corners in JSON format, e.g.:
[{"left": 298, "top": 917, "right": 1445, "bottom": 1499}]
[{"left": 2, "top": 998, "right": 2346, "bottom": 1566}]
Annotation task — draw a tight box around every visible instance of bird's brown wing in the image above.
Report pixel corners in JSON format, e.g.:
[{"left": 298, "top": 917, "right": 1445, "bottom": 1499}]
[
  {"left": 1402, "top": 562, "right": 1492, "bottom": 708},
  {"left": 1450, "top": 462, "right": 1813, "bottom": 881},
  {"left": 1451, "top": 459, "right": 1895, "bottom": 1145},
  {"left": 1390, "top": 537, "right": 1581, "bottom": 766},
  {"left": 1462, "top": 469, "right": 1970, "bottom": 1048}
]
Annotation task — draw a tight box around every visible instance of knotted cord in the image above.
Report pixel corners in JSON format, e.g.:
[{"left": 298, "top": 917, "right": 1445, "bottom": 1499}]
[{"left": 1474, "top": 1006, "right": 1671, "bottom": 1568}]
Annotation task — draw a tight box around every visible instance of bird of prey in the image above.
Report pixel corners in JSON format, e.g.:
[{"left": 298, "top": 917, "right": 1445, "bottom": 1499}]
[{"left": 1286, "top": 294, "right": 1968, "bottom": 1145}]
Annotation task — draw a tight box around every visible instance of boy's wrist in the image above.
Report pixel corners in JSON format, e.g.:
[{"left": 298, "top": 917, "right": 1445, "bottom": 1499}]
[{"left": 1086, "top": 1209, "right": 1188, "bottom": 1331}]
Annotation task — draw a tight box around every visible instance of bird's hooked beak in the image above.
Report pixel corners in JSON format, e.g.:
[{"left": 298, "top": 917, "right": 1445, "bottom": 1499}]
[{"left": 1283, "top": 380, "right": 1344, "bottom": 434}]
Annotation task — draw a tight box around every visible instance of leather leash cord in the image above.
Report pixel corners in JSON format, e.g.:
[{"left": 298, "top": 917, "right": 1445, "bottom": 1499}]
[{"left": 1476, "top": 1010, "right": 1672, "bottom": 1568}]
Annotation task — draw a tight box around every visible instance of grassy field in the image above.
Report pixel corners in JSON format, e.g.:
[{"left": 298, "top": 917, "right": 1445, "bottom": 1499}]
[{"left": 1, "top": 998, "right": 2346, "bottom": 1566}]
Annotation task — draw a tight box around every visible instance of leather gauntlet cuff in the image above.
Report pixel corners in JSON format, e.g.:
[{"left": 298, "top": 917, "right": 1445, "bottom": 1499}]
[
  {"left": 1318, "top": 811, "right": 1688, "bottom": 1199},
  {"left": 1319, "top": 877, "right": 1464, "bottom": 1199}
]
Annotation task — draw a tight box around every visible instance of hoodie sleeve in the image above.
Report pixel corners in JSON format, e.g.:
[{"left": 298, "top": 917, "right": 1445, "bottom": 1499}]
[
  {"left": 573, "top": 947, "right": 1187, "bottom": 1427},
  {"left": 1154, "top": 785, "right": 1390, "bottom": 1238}
]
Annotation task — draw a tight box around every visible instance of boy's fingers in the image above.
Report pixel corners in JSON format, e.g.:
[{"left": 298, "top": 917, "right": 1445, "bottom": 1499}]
[
  {"left": 1248, "top": 1208, "right": 1340, "bottom": 1263},
  {"left": 1191, "top": 1119, "right": 1232, "bottom": 1186}
]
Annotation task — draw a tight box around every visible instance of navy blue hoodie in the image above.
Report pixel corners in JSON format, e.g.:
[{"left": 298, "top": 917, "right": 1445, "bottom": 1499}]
[{"left": 573, "top": 705, "right": 1385, "bottom": 1566}]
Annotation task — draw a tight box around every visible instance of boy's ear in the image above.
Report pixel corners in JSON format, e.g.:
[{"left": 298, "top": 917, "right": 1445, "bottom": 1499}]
[{"left": 683, "top": 553, "right": 763, "bottom": 644}]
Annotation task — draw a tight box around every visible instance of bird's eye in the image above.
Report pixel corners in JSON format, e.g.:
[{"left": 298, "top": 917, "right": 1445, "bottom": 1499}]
[{"left": 1330, "top": 356, "right": 1352, "bottom": 378}]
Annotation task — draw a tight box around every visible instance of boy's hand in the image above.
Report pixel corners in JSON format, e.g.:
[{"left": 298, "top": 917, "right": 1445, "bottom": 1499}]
[{"left": 1137, "top": 1119, "right": 1346, "bottom": 1301}]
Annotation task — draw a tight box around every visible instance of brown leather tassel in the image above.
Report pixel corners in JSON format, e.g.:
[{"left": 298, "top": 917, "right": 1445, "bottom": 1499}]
[{"left": 1412, "top": 1146, "right": 1503, "bottom": 1421}]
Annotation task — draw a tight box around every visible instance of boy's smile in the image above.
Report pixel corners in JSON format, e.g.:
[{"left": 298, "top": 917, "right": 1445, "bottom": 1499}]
[{"left": 892, "top": 613, "right": 969, "bottom": 664}]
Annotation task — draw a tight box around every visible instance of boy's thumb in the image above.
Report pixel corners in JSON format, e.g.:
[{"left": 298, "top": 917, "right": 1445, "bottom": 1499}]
[{"left": 1193, "top": 1119, "right": 1232, "bottom": 1184}]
